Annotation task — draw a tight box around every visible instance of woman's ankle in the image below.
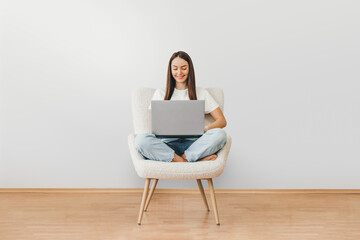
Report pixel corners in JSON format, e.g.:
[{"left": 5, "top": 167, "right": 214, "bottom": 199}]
[{"left": 172, "top": 154, "right": 188, "bottom": 162}]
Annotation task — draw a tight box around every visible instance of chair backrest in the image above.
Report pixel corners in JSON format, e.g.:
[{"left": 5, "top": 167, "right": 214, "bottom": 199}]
[{"left": 131, "top": 87, "right": 224, "bottom": 134}]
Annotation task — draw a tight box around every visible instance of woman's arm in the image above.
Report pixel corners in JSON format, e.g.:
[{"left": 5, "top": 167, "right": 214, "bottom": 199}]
[{"left": 204, "top": 107, "right": 227, "bottom": 132}]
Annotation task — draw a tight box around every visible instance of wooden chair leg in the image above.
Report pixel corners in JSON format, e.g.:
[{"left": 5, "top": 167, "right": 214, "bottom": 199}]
[
  {"left": 144, "top": 179, "right": 158, "bottom": 212},
  {"left": 196, "top": 179, "right": 210, "bottom": 211},
  {"left": 208, "top": 178, "right": 220, "bottom": 225},
  {"left": 137, "top": 178, "right": 151, "bottom": 225}
]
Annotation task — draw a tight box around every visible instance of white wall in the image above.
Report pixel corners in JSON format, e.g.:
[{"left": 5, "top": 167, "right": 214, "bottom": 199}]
[{"left": 1, "top": 0, "right": 359, "bottom": 188}]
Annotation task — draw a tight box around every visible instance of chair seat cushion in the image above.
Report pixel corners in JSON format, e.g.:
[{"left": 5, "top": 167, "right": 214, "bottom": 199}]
[{"left": 128, "top": 133, "right": 232, "bottom": 179}]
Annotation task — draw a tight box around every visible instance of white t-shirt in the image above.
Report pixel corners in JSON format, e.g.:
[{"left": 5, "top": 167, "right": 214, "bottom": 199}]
[{"left": 149, "top": 87, "right": 219, "bottom": 114}]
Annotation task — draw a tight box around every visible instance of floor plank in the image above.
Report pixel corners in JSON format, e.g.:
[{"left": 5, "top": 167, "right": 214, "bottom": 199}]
[{"left": 1, "top": 192, "right": 360, "bottom": 240}]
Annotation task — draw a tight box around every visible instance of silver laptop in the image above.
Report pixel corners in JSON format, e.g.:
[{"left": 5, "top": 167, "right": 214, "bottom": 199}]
[{"left": 151, "top": 100, "right": 205, "bottom": 137}]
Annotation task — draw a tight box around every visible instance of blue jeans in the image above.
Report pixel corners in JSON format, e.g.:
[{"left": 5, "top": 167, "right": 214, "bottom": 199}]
[{"left": 134, "top": 128, "right": 227, "bottom": 162}]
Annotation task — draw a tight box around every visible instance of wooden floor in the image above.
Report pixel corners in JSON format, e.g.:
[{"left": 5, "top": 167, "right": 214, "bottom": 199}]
[{"left": 1, "top": 190, "right": 360, "bottom": 240}]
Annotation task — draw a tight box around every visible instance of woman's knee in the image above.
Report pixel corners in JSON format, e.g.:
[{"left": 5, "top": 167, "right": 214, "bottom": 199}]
[
  {"left": 134, "top": 133, "right": 155, "bottom": 152},
  {"left": 207, "top": 128, "right": 227, "bottom": 146}
]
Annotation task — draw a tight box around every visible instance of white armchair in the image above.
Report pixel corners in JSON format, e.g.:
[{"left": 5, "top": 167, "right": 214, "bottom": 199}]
[{"left": 128, "top": 87, "right": 232, "bottom": 225}]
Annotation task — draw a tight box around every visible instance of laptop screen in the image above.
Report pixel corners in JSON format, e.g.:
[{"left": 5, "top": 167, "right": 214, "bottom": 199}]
[{"left": 151, "top": 100, "right": 205, "bottom": 137}]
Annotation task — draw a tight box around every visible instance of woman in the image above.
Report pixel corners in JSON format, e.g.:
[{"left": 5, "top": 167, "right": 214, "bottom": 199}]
[{"left": 135, "top": 51, "right": 227, "bottom": 162}]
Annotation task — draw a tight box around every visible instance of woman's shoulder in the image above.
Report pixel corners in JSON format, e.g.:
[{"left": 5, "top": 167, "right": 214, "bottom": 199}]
[{"left": 196, "top": 86, "right": 210, "bottom": 96}]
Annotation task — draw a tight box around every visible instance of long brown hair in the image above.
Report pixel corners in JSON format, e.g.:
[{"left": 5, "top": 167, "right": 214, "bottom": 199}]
[{"left": 164, "top": 51, "right": 197, "bottom": 100}]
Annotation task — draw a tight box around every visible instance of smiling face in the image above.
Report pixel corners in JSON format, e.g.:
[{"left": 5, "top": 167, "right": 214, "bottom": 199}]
[{"left": 171, "top": 57, "right": 189, "bottom": 85}]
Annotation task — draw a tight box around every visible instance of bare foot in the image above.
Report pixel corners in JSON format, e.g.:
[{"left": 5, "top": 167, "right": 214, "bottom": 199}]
[
  {"left": 197, "top": 154, "right": 218, "bottom": 162},
  {"left": 172, "top": 154, "right": 188, "bottom": 162}
]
